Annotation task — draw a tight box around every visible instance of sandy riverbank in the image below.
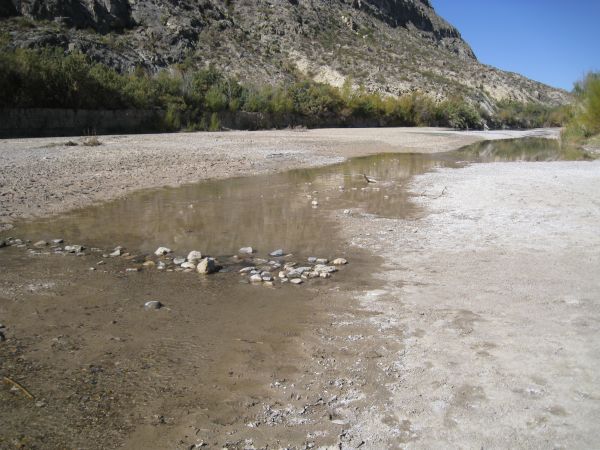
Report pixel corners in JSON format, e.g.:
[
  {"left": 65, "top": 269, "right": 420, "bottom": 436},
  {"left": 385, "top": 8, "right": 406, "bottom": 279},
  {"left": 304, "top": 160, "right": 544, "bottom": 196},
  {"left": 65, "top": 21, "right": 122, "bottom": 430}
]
[
  {"left": 340, "top": 159, "right": 600, "bottom": 448},
  {"left": 0, "top": 127, "right": 557, "bottom": 230}
]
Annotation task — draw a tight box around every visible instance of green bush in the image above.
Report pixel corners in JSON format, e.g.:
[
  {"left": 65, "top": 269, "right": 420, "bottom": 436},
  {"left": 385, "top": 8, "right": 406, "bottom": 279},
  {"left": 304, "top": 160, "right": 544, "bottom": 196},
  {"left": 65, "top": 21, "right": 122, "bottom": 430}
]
[
  {"left": 0, "top": 46, "right": 569, "bottom": 132},
  {"left": 563, "top": 72, "right": 600, "bottom": 143}
]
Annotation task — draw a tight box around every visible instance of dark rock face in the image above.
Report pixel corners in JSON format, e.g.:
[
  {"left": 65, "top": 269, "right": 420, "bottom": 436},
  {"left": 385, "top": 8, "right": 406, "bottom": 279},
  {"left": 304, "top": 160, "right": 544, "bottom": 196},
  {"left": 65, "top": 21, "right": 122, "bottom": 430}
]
[
  {"left": 0, "top": 0, "right": 17, "bottom": 17},
  {"left": 10, "top": 0, "right": 134, "bottom": 32},
  {"left": 356, "top": 0, "right": 475, "bottom": 58}
]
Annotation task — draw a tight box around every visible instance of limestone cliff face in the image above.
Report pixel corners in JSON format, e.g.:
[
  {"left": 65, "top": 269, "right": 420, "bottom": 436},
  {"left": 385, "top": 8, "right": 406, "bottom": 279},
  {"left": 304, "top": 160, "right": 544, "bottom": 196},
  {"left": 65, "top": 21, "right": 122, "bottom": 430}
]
[{"left": 1, "top": 0, "right": 569, "bottom": 107}]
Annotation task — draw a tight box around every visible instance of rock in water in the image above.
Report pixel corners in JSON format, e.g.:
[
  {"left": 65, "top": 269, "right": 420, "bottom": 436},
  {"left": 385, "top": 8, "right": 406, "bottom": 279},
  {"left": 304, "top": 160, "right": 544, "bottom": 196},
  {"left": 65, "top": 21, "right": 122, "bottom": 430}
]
[
  {"left": 154, "top": 247, "right": 171, "bottom": 256},
  {"left": 64, "top": 245, "right": 83, "bottom": 253},
  {"left": 239, "top": 247, "right": 254, "bottom": 254},
  {"left": 314, "top": 264, "right": 338, "bottom": 274},
  {"left": 144, "top": 301, "right": 163, "bottom": 310},
  {"left": 249, "top": 274, "right": 263, "bottom": 283},
  {"left": 332, "top": 258, "right": 348, "bottom": 265},
  {"left": 187, "top": 250, "right": 203, "bottom": 262},
  {"left": 181, "top": 262, "right": 196, "bottom": 269},
  {"left": 269, "top": 249, "right": 284, "bottom": 257},
  {"left": 197, "top": 257, "right": 218, "bottom": 274},
  {"left": 173, "top": 257, "right": 186, "bottom": 265}
]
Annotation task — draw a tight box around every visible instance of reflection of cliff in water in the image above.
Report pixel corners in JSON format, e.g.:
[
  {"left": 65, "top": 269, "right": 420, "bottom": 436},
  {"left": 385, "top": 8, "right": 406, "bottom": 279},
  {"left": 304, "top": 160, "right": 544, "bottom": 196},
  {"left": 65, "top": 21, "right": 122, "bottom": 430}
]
[
  {"left": 454, "top": 138, "right": 593, "bottom": 162},
  {"left": 10, "top": 138, "right": 591, "bottom": 258},
  {"left": 10, "top": 153, "right": 451, "bottom": 257}
]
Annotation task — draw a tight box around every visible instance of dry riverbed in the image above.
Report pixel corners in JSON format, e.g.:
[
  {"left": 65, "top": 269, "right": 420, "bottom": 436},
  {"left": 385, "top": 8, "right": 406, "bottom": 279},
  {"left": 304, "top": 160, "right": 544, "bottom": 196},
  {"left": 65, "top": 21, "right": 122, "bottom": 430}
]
[{"left": 2, "top": 128, "right": 598, "bottom": 449}]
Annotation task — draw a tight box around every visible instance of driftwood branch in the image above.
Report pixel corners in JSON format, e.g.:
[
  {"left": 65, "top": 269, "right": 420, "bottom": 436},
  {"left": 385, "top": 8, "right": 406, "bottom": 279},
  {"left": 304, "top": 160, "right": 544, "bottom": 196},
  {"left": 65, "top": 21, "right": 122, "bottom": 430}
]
[{"left": 3, "top": 376, "right": 35, "bottom": 400}]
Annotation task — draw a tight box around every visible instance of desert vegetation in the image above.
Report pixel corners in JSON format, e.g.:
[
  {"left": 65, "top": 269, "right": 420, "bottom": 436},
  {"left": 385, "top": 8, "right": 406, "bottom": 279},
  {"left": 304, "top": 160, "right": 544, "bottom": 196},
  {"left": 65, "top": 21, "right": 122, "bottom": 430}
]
[
  {"left": 562, "top": 72, "right": 600, "bottom": 145},
  {"left": 0, "top": 47, "right": 569, "bottom": 132}
]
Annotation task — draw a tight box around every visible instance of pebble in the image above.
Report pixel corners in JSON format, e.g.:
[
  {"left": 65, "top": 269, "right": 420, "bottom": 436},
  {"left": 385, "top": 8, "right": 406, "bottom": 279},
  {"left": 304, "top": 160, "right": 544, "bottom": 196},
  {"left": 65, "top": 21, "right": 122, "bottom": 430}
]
[
  {"left": 320, "top": 272, "right": 331, "bottom": 279},
  {"left": 180, "top": 262, "right": 196, "bottom": 270},
  {"left": 33, "top": 240, "right": 47, "bottom": 248},
  {"left": 262, "top": 273, "right": 274, "bottom": 282},
  {"left": 125, "top": 268, "right": 140, "bottom": 272},
  {"left": 314, "top": 264, "right": 338, "bottom": 274},
  {"left": 311, "top": 200, "right": 319, "bottom": 206},
  {"left": 239, "top": 266, "right": 256, "bottom": 273},
  {"left": 307, "top": 257, "right": 317, "bottom": 263},
  {"left": 343, "top": 209, "right": 350, "bottom": 214},
  {"left": 173, "top": 257, "right": 186, "bottom": 265},
  {"left": 290, "top": 278, "right": 303, "bottom": 285},
  {"left": 332, "top": 258, "right": 348, "bottom": 265},
  {"left": 110, "top": 249, "right": 121, "bottom": 257},
  {"left": 142, "top": 260, "right": 155, "bottom": 268},
  {"left": 154, "top": 246, "right": 171, "bottom": 256},
  {"left": 196, "top": 257, "right": 218, "bottom": 274},
  {"left": 239, "top": 246, "right": 254, "bottom": 254},
  {"left": 64, "top": 245, "right": 83, "bottom": 253},
  {"left": 269, "top": 249, "right": 284, "bottom": 257},
  {"left": 278, "top": 271, "right": 287, "bottom": 278},
  {"left": 249, "top": 274, "right": 263, "bottom": 283},
  {"left": 157, "top": 261, "right": 166, "bottom": 270},
  {"left": 187, "top": 250, "right": 203, "bottom": 262},
  {"left": 144, "top": 301, "right": 163, "bottom": 310},
  {"left": 51, "top": 239, "right": 64, "bottom": 244},
  {"left": 316, "top": 258, "right": 329, "bottom": 264}
]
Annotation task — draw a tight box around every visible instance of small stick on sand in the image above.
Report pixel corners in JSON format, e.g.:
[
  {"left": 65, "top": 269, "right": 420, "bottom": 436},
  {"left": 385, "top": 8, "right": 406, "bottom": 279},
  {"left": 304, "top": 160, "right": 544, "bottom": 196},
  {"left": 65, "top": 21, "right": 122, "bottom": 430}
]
[{"left": 2, "top": 376, "right": 35, "bottom": 400}]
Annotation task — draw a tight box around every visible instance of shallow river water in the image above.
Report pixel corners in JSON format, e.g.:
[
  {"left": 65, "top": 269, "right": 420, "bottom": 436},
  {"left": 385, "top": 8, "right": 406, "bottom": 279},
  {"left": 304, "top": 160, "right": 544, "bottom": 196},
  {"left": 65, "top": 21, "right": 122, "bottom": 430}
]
[{"left": 9, "top": 138, "right": 590, "bottom": 259}]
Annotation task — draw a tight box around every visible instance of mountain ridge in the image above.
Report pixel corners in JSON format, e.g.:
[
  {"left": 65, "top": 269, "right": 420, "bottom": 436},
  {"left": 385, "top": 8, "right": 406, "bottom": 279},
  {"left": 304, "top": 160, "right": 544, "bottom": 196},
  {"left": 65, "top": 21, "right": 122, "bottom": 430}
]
[{"left": 1, "top": 0, "right": 570, "bottom": 112}]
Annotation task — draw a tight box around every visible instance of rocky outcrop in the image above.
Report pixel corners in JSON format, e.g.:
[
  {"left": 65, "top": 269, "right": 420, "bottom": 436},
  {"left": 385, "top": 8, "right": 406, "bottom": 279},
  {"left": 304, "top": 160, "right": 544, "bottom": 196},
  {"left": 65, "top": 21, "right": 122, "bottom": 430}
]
[
  {"left": 8, "top": 0, "right": 134, "bottom": 32},
  {"left": 356, "top": 0, "right": 475, "bottom": 58}
]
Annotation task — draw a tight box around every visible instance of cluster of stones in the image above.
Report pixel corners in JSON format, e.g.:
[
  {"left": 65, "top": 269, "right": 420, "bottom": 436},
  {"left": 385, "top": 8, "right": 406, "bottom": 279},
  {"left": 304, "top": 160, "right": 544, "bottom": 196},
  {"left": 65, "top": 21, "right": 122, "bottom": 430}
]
[
  {"left": 1, "top": 237, "right": 85, "bottom": 254},
  {"left": 238, "top": 248, "right": 348, "bottom": 287},
  {"left": 151, "top": 247, "right": 218, "bottom": 274},
  {"left": 1, "top": 239, "right": 348, "bottom": 287}
]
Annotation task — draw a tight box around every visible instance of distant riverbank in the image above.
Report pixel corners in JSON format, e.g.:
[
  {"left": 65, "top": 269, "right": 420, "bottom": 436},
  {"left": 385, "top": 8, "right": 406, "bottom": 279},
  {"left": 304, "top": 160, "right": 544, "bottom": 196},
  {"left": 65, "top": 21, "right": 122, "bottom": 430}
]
[{"left": 0, "top": 127, "right": 558, "bottom": 230}]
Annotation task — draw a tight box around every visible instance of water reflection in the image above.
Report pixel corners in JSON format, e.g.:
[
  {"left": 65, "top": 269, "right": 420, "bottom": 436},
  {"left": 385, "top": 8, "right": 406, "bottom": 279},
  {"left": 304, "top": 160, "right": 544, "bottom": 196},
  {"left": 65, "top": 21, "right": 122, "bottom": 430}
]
[
  {"left": 454, "top": 137, "right": 593, "bottom": 162},
  {"left": 8, "top": 138, "right": 593, "bottom": 258}
]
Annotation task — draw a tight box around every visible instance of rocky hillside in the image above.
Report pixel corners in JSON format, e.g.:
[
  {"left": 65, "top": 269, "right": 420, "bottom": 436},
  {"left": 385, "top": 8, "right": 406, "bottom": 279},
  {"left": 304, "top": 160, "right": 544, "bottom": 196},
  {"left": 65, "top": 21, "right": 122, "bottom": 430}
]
[{"left": 1, "top": 0, "right": 569, "bottom": 111}]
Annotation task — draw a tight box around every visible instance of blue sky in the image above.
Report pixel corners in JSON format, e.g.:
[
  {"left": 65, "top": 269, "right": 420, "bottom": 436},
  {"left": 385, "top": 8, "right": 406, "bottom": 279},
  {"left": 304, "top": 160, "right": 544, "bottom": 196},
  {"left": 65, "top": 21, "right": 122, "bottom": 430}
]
[{"left": 431, "top": 0, "right": 600, "bottom": 91}]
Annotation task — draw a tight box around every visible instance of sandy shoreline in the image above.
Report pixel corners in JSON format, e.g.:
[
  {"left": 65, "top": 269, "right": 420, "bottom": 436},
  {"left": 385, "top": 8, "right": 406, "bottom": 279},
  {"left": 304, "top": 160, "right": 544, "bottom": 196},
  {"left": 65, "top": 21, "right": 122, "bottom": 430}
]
[
  {"left": 340, "top": 159, "right": 600, "bottom": 448},
  {"left": 0, "top": 127, "right": 557, "bottom": 230}
]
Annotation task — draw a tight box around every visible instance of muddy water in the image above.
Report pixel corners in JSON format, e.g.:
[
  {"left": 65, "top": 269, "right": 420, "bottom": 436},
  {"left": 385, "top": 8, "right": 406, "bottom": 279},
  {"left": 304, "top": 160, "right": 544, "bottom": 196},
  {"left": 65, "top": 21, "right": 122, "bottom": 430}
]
[{"left": 0, "top": 138, "right": 593, "bottom": 449}]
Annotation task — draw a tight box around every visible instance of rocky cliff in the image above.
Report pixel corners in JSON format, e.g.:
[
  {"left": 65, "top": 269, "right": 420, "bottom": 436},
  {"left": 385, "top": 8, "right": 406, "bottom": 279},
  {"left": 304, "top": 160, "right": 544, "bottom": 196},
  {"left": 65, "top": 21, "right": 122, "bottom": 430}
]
[{"left": 1, "top": 0, "right": 569, "bottom": 109}]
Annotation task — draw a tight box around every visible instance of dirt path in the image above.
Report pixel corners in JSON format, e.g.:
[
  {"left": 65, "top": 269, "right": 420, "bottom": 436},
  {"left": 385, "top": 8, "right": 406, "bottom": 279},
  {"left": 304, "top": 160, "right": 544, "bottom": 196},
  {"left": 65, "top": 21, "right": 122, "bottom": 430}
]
[
  {"left": 341, "top": 160, "right": 600, "bottom": 448},
  {"left": 0, "top": 127, "right": 557, "bottom": 230}
]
